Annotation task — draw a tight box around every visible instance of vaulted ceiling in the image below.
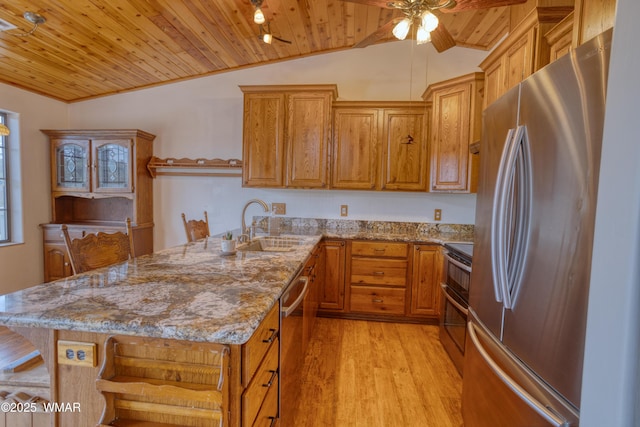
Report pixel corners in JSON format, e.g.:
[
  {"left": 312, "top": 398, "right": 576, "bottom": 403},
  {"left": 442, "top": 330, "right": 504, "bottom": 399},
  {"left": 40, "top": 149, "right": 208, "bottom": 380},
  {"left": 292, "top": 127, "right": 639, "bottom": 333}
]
[{"left": 0, "top": 1, "right": 512, "bottom": 103}]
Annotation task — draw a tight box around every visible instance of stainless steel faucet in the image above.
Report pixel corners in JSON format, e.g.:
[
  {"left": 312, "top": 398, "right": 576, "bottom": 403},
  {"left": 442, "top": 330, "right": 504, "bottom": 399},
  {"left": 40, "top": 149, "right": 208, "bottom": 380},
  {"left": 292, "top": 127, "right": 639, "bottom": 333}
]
[{"left": 240, "top": 199, "right": 270, "bottom": 242}]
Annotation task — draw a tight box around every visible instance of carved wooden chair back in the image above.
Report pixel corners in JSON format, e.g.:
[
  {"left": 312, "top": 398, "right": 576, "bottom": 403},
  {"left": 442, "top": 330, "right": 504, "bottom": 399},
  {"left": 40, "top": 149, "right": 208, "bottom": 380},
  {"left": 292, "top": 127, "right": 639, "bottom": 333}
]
[
  {"left": 181, "top": 211, "right": 210, "bottom": 242},
  {"left": 62, "top": 218, "right": 135, "bottom": 275}
]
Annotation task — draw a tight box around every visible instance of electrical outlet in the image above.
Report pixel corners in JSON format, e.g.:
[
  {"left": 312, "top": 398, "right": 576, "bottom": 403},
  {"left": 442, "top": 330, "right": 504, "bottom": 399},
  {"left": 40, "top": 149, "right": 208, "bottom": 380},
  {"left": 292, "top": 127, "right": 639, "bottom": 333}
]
[
  {"left": 340, "top": 205, "right": 348, "bottom": 217},
  {"left": 57, "top": 340, "right": 97, "bottom": 367},
  {"left": 272, "top": 203, "right": 286, "bottom": 215},
  {"left": 434, "top": 209, "right": 442, "bottom": 221}
]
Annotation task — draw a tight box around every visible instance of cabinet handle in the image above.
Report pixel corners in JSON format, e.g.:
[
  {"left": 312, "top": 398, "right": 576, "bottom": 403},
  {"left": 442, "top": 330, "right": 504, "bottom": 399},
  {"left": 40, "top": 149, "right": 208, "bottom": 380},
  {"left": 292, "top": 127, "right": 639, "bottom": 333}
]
[
  {"left": 262, "top": 328, "right": 278, "bottom": 344},
  {"left": 374, "top": 248, "right": 386, "bottom": 253},
  {"left": 373, "top": 271, "right": 385, "bottom": 276},
  {"left": 262, "top": 370, "right": 278, "bottom": 388},
  {"left": 372, "top": 298, "right": 384, "bottom": 303}
]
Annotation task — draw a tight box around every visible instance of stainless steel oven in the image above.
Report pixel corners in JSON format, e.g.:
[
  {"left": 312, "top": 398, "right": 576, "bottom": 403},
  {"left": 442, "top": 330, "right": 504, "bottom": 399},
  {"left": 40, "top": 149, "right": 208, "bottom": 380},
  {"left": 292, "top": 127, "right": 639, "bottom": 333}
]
[{"left": 440, "top": 243, "right": 473, "bottom": 376}]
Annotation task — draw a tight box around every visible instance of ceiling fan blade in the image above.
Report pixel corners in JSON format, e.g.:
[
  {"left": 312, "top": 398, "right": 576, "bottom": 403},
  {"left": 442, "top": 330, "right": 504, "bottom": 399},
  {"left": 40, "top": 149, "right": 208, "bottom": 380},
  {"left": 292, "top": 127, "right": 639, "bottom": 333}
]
[
  {"left": 353, "top": 18, "right": 402, "bottom": 48},
  {"left": 340, "top": 0, "right": 396, "bottom": 8},
  {"left": 430, "top": 23, "right": 456, "bottom": 52},
  {"left": 442, "top": 0, "right": 528, "bottom": 12}
]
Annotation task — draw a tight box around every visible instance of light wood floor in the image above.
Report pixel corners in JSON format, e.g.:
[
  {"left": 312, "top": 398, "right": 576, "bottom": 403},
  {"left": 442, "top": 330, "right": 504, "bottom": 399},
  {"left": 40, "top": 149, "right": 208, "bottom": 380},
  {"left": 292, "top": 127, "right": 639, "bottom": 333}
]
[
  {"left": 290, "top": 318, "right": 463, "bottom": 427},
  {"left": 0, "top": 326, "right": 38, "bottom": 368}
]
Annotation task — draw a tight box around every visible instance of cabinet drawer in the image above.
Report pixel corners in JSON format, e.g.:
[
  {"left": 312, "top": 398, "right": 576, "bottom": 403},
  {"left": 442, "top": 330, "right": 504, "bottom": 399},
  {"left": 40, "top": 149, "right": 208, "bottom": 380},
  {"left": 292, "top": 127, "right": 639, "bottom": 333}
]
[
  {"left": 251, "top": 370, "right": 279, "bottom": 427},
  {"left": 351, "top": 241, "right": 408, "bottom": 258},
  {"left": 242, "top": 338, "right": 279, "bottom": 427},
  {"left": 242, "top": 303, "right": 280, "bottom": 387},
  {"left": 351, "top": 258, "right": 407, "bottom": 287},
  {"left": 350, "top": 286, "right": 406, "bottom": 315}
]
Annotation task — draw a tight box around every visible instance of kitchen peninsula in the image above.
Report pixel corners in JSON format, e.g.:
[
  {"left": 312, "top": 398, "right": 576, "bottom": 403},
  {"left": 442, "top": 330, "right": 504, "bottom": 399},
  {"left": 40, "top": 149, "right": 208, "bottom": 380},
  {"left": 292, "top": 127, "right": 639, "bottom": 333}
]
[{"left": 0, "top": 220, "right": 472, "bottom": 426}]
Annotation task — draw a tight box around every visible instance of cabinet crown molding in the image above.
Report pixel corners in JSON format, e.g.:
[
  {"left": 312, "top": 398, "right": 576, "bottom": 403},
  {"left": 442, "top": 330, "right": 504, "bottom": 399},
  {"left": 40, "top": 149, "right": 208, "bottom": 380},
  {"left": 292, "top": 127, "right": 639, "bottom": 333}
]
[{"left": 41, "top": 129, "right": 156, "bottom": 141}]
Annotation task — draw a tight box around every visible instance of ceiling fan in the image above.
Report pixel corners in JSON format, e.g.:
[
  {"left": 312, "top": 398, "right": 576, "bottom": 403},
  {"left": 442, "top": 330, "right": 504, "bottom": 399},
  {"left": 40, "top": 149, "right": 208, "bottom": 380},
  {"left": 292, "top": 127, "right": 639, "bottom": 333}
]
[{"left": 342, "top": 0, "right": 527, "bottom": 52}]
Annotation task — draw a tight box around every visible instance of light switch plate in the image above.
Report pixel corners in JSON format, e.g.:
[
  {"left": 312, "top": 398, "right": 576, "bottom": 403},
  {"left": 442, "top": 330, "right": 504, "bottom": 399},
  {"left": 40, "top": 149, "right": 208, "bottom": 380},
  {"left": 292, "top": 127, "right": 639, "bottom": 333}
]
[
  {"left": 57, "top": 340, "right": 97, "bottom": 367},
  {"left": 340, "top": 205, "right": 348, "bottom": 217}
]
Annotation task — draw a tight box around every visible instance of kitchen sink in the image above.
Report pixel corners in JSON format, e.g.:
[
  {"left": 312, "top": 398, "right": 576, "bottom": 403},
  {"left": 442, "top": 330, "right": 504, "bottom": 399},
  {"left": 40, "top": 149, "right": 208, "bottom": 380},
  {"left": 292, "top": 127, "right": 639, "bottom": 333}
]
[{"left": 237, "top": 236, "right": 305, "bottom": 252}]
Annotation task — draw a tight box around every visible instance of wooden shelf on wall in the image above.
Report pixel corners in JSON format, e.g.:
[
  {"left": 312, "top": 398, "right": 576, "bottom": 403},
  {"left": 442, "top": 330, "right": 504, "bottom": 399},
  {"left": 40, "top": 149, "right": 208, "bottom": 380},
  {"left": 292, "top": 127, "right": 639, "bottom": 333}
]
[{"left": 147, "top": 157, "right": 243, "bottom": 178}]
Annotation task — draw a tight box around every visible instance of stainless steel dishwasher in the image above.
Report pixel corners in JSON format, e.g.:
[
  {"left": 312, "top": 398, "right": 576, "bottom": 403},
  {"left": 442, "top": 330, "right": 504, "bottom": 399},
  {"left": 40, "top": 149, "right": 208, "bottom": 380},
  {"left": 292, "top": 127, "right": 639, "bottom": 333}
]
[{"left": 279, "top": 272, "right": 309, "bottom": 426}]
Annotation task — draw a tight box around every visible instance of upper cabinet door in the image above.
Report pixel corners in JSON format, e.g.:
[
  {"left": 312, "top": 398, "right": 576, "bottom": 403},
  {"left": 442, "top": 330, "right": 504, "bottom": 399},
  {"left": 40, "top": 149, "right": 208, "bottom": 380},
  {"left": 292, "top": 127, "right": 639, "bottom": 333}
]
[
  {"left": 381, "top": 108, "right": 428, "bottom": 191},
  {"left": 242, "top": 93, "right": 286, "bottom": 188},
  {"left": 426, "top": 72, "right": 483, "bottom": 193},
  {"left": 52, "top": 139, "right": 91, "bottom": 192},
  {"left": 92, "top": 139, "right": 134, "bottom": 193},
  {"left": 332, "top": 107, "right": 380, "bottom": 190},
  {"left": 430, "top": 84, "right": 472, "bottom": 192},
  {"left": 285, "top": 92, "right": 332, "bottom": 188}
]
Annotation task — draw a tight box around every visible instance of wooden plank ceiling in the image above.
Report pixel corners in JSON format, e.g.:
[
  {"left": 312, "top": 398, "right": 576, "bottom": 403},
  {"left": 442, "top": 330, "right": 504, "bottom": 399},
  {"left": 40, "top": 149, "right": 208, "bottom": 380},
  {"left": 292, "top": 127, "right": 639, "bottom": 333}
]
[{"left": 0, "top": 1, "right": 510, "bottom": 103}]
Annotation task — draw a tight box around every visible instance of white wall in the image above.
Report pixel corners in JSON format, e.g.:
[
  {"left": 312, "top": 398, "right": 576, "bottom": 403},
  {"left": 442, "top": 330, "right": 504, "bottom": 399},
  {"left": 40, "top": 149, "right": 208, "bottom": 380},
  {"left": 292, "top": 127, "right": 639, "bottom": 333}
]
[
  {"left": 67, "top": 41, "right": 486, "bottom": 249},
  {"left": 581, "top": 0, "right": 640, "bottom": 424},
  {"left": 0, "top": 84, "right": 68, "bottom": 293}
]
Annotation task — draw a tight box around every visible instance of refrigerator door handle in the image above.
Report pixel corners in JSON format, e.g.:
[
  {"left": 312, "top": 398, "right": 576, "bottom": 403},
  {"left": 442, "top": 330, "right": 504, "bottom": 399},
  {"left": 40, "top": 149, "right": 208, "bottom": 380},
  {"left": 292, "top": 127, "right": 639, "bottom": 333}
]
[
  {"left": 467, "top": 321, "right": 569, "bottom": 427},
  {"left": 491, "top": 128, "right": 516, "bottom": 304},
  {"left": 505, "top": 125, "right": 533, "bottom": 308}
]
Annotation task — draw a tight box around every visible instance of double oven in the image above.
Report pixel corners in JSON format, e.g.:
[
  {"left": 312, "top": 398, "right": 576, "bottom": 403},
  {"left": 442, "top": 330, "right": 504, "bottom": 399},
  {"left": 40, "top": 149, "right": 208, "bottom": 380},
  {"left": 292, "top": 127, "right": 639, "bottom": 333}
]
[{"left": 439, "top": 242, "right": 473, "bottom": 375}]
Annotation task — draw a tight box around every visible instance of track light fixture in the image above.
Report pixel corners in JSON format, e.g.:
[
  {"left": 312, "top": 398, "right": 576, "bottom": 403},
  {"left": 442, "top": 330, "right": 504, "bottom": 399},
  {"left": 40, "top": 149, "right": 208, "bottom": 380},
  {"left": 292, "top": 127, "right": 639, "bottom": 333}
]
[
  {"left": 258, "top": 23, "right": 291, "bottom": 45},
  {"left": 250, "top": 0, "right": 266, "bottom": 24}
]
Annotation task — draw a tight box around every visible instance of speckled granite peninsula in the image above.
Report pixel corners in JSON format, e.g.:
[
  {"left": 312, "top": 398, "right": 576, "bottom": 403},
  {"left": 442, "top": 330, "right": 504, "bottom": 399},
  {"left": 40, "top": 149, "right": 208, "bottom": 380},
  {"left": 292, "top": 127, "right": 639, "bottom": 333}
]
[
  {"left": 0, "top": 219, "right": 473, "bottom": 427},
  {"left": 0, "top": 219, "right": 472, "bottom": 344},
  {"left": 0, "top": 234, "right": 322, "bottom": 344}
]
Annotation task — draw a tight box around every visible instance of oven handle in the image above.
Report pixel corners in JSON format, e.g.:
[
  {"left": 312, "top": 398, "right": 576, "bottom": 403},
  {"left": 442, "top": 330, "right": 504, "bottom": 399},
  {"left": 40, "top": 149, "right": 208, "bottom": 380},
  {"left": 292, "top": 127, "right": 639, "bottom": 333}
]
[
  {"left": 440, "top": 283, "right": 469, "bottom": 315},
  {"left": 444, "top": 252, "right": 472, "bottom": 273},
  {"left": 281, "top": 276, "right": 309, "bottom": 317}
]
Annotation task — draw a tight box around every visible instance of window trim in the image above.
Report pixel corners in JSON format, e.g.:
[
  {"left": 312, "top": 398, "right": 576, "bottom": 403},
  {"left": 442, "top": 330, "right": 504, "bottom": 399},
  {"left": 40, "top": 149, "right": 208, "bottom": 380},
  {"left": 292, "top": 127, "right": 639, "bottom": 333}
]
[{"left": 0, "top": 111, "right": 9, "bottom": 243}]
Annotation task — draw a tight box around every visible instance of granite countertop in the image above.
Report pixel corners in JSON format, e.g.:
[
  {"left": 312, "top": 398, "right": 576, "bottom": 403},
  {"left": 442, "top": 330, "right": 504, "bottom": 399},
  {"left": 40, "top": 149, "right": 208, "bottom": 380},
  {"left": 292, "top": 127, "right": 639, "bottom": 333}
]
[{"left": 0, "top": 219, "right": 473, "bottom": 345}]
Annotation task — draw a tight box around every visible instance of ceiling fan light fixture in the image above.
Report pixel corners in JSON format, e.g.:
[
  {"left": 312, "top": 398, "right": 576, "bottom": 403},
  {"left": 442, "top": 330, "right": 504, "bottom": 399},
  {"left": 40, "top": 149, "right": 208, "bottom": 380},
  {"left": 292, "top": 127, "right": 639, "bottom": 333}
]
[
  {"left": 253, "top": 7, "right": 265, "bottom": 24},
  {"left": 262, "top": 32, "right": 273, "bottom": 44},
  {"left": 416, "top": 25, "right": 431, "bottom": 45},
  {"left": 421, "top": 11, "right": 439, "bottom": 32},
  {"left": 392, "top": 18, "right": 412, "bottom": 41}
]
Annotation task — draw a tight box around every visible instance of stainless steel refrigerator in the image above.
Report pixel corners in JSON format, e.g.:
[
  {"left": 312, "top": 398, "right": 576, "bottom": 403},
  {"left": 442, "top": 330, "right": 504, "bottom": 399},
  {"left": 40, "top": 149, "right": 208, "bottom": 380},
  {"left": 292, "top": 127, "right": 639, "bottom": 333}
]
[{"left": 462, "top": 29, "right": 612, "bottom": 427}]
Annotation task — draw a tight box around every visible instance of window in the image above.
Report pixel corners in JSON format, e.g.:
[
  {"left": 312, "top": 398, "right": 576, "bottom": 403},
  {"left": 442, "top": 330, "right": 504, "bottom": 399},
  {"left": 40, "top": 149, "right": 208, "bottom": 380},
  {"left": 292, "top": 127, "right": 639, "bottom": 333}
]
[{"left": 0, "top": 112, "right": 8, "bottom": 243}]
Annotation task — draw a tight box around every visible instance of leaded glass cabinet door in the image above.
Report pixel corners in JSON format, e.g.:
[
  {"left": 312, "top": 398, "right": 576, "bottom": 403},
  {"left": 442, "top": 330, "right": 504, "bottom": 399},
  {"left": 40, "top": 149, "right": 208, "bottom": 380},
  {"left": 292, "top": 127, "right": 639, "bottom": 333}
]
[
  {"left": 52, "top": 139, "right": 90, "bottom": 192},
  {"left": 92, "top": 139, "right": 133, "bottom": 193}
]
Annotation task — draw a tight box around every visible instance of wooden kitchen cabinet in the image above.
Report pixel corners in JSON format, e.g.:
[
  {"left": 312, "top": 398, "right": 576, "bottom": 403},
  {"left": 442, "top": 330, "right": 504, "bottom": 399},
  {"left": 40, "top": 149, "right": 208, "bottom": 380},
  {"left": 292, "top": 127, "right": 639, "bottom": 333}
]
[
  {"left": 241, "top": 303, "right": 280, "bottom": 426},
  {"left": 479, "top": 6, "right": 573, "bottom": 109},
  {"left": 410, "top": 244, "right": 443, "bottom": 318},
  {"left": 348, "top": 241, "right": 410, "bottom": 317},
  {"left": 240, "top": 85, "right": 337, "bottom": 189},
  {"left": 318, "top": 240, "right": 346, "bottom": 312},
  {"left": 424, "top": 73, "right": 483, "bottom": 193},
  {"left": 41, "top": 129, "right": 155, "bottom": 281},
  {"left": 331, "top": 101, "right": 429, "bottom": 191},
  {"left": 332, "top": 105, "right": 380, "bottom": 190},
  {"left": 381, "top": 107, "right": 429, "bottom": 191},
  {"left": 545, "top": 12, "right": 575, "bottom": 63},
  {"left": 572, "top": 0, "right": 616, "bottom": 47},
  {"left": 38, "top": 303, "right": 282, "bottom": 427}
]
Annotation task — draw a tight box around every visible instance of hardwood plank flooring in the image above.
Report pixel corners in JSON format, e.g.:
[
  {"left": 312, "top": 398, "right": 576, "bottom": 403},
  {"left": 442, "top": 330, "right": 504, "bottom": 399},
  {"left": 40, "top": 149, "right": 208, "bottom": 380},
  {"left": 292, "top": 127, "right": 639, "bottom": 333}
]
[
  {"left": 290, "top": 318, "right": 463, "bottom": 427},
  {"left": 0, "top": 327, "right": 39, "bottom": 369}
]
